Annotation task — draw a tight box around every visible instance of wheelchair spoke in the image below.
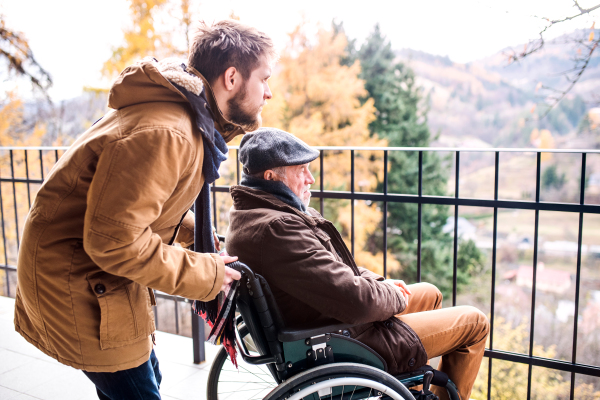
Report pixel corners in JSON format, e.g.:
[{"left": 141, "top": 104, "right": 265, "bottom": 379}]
[
  {"left": 218, "top": 387, "right": 274, "bottom": 394},
  {"left": 221, "top": 365, "right": 273, "bottom": 377}
]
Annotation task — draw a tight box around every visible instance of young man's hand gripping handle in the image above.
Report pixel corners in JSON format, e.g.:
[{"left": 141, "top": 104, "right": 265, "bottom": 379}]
[{"left": 219, "top": 254, "right": 242, "bottom": 292}]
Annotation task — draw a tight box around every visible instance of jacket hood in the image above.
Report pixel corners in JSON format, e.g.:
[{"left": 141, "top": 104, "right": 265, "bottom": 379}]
[
  {"left": 107, "top": 57, "right": 245, "bottom": 143},
  {"left": 230, "top": 185, "right": 318, "bottom": 226}
]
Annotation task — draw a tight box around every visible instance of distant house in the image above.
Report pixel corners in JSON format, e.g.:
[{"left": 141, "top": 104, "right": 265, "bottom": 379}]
[
  {"left": 442, "top": 216, "right": 477, "bottom": 241},
  {"left": 503, "top": 263, "right": 571, "bottom": 294},
  {"left": 588, "top": 173, "right": 600, "bottom": 187}
]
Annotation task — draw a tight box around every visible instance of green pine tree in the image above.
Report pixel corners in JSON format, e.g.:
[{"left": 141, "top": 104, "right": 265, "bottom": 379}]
[{"left": 336, "top": 22, "right": 485, "bottom": 298}]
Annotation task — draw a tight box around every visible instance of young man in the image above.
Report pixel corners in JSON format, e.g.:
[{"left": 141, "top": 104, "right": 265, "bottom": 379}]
[
  {"left": 226, "top": 128, "right": 490, "bottom": 400},
  {"left": 14, "top": 20, "right": 276, "bottom": 400}
]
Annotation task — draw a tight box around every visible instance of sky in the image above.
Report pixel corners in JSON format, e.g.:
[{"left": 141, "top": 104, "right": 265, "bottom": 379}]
[{"left": 2, "top": 0, "right": 599, "bottom": 100}]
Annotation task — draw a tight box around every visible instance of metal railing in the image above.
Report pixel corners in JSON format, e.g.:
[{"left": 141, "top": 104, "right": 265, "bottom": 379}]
[{"left": 2, "top": 146, "right": 600, "bottom": 399}]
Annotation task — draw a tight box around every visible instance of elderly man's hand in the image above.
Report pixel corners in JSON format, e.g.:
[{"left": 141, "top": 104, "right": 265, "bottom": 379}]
[
  {"left": 213, "top": 226, "right": 221, "bottom": 252},
  {"left": 384, "top": 279, "right": 412, "bottom": 308},
  {"left": 219, "top": 254, "right": 241, "bottom": 292}
]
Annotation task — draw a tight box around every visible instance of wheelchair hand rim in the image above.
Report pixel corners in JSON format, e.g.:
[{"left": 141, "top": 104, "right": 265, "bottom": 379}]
[{"left": 286, "top": 377, "right": 409, "bottom": 400}]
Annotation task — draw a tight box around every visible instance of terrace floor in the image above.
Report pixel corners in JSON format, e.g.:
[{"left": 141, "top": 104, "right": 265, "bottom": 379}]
[{"left": 0, "top": 295, "right": 222, "bottom": 400}]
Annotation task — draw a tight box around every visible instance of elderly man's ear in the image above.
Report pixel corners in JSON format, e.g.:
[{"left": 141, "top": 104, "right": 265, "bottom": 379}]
[{"left": 264, "top": 170, "right": 276, "bottom": 180}]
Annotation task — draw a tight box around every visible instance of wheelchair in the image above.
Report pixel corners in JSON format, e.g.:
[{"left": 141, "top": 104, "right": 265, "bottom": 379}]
[{"left": 206, "top": 261, "right": 460, "bottom": 400}]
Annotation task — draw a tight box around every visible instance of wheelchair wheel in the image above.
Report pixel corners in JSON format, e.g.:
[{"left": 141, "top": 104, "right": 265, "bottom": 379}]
[
  {"left": 207, "top": 325, "right": 278, "bottom": 400},
  {"left": 262, "top": 363, "right": 415, "bottom": 400}
]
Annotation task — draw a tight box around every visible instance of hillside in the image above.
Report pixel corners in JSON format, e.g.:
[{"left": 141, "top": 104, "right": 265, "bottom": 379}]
[{"left": 397, "top": 29, "right": 600, "bottom": 150}]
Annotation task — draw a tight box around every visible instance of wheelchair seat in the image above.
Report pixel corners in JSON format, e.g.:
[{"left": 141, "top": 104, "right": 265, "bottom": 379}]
[{"left": 207, "top": 261, "right": 459, "bottom": 400}]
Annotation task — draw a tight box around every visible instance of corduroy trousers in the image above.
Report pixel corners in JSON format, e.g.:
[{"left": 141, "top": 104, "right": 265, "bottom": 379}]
[{"left": 396, "top": 283, "right": 489, "bottom": 400}]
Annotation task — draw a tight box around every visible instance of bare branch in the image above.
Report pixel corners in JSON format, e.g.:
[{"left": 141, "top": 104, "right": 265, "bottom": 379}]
[
  {"left": 538, "top": 38, "right": 598, "bottom": 118},
  {"left": 0, "top": 17, "right": 53, "bottom": 100},
  {"left": 505, "top": 1, "right": 600, "bottom": 63}
]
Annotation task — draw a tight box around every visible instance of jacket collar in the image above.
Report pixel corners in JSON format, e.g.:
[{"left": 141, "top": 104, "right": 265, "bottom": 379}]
[
  {"left": 230, "top": 185, "right": 318, "bottom": 226},
  {"left": 186, "top": 66, "right": 246, "bottom": 143}
]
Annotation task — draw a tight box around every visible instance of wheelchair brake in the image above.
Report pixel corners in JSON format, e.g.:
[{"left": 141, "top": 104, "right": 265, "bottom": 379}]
[{"left": 408, "top": 371, "right": 439, "bottom": 400}]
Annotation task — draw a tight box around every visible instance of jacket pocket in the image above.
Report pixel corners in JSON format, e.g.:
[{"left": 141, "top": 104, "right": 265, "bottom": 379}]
[
  {"left": 350, "top": 319, "right": 428, "bottom": 375},
  {"left": 313, "top": 227, "right": 343, "bottom": 261},
  {"left": 387, "top": 318, "right": 428, "bottom": 374},
  {"left": 86, "top": 271, "right": 155, "bottom": 350}
]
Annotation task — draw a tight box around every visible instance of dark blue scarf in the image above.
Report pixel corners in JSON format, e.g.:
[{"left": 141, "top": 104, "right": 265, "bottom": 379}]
[
  {"left": 170, "top": 73, "right": 228, "bottom": 322},
  {"left": 240, "top": 174, "right": 308, "bottom": 213}
]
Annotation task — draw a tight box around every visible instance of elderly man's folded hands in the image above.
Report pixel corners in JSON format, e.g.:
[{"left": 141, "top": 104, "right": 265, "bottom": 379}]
[{"left": 384, "top": 279, "right": 412, "bottom": 308}]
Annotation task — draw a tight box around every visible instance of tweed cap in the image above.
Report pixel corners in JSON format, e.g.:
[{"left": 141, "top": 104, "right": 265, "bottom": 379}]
[{"left": 239, "top": 128, "right": 319, "bottom": 175}]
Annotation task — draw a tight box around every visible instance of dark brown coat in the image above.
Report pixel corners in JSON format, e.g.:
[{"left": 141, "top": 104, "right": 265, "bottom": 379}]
[{"left": 226, "top": 186, "right": 427, "bottom": 375}]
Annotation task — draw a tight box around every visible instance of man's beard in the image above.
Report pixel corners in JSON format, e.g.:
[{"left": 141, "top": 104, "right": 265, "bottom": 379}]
[
  {"left": 226, "top": 84, "right": 261, "bottom": 132},
  {"left": 301, "top": 186, "right": 311, "bottom": 208}
]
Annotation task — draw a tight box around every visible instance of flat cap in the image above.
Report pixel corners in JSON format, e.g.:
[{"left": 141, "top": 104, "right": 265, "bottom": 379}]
[{"left": 239, "top": 128, "right": 319, "bottom": 174}]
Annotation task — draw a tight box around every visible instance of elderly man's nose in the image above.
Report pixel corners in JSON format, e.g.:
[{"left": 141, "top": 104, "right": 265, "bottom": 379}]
[{"left": 307, "top": 171, "right": 315, "bottom": 184}]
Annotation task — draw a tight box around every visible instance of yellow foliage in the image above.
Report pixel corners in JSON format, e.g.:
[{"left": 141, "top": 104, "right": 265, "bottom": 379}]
[
  {"left": 103, "top": 0, "right": 170, "bottom": 79},
  {"left": 262, "top": 24, "right": 385, "bottom": 192},
  {"left": 530, "top": 128, "right": 554, "bottom": 162},
  {"left": 0, "top": 90, "right": 24, "bottom": 146},
  {"left": 261, "top": 23, "right": 401, "bottom": 277},
  {"left": 0, "top": 90, "right": 45, "bottom": 147},
  {"left": 470, "top": 316, "right": 596, "bottom": 400}
]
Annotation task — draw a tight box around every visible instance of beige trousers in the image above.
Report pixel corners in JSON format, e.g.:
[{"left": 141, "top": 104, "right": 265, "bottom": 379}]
[{"left": 395, "top": 283, "right": 489, "bottom": 400}]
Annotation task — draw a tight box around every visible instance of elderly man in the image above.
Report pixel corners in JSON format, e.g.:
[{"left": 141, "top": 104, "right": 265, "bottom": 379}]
[
  {"left": 15, "top": 20, "right": 276, "bottom": 400},
  {"left": 226, "top": 128, "right": 489, "bottom": 400}
]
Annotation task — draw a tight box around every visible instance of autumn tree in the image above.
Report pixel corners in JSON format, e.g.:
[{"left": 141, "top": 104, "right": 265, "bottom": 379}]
[
  {"left": 102, "top": 0, "right": 200, "bottom": 79},
  {"left": 261, "top": 24, "right": 399, "bottom": 275}
]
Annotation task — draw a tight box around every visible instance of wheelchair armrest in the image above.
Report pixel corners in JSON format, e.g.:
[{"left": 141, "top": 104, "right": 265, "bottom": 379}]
[{"left": 278, "top": 318, "right": 358, "bottom": 342}]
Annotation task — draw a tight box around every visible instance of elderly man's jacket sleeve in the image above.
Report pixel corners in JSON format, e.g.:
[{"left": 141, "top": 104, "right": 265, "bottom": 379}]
[{"left": 260, "top": 215, "right": 406, "bottom": 325}]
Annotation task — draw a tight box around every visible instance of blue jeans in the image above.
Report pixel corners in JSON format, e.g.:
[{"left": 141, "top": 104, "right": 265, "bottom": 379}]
[{"left": 83, "top": 349, "right": 162, "bottom": 400}]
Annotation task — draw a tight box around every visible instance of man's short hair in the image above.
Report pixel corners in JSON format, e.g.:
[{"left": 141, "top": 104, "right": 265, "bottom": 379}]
[
  {"left": 188, "top": 20, "right": 277, "bottom": 85},
  {"left": 246, "top": 166, "right": 286, "bottom": 180}
]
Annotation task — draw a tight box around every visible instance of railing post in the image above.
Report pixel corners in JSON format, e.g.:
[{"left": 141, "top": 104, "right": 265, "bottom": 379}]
[
  {"left": 192, "top": 309, "right": 206, "bottom": 364},
  {"left": 383, "top": 150, "right": 388, "bottom": 279},
  {"left": 417, "top": 151, "right": 423, "bottom": 283},
  {"left": 452, "top": 151, "right": 460, "bottom": 306}
]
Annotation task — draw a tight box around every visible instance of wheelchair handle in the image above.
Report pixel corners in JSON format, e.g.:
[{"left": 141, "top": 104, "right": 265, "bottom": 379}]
[{"left": 227, "top": 260, "right": 256, "bottom": 280}]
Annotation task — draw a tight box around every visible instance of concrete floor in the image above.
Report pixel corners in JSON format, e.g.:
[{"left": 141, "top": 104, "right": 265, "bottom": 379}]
[{"left": 0, "top": 295, "right": 222, "bottom": 400}]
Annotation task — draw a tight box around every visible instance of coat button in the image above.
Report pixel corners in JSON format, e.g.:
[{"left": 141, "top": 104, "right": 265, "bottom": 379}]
[
  {"left": 408, "top": 358, "right": 416, "bottom": 367},
  {"left": 94, "top": 284, "right": 106, "bottom": 295},
  {"left": 385, "top": 320, "right": 393, "bottom": 328},
  {"left": 342, "top": 330, "right": 351, "bottom": 337}
]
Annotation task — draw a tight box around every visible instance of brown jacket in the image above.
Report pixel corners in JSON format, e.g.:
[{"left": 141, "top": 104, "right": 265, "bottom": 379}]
[
  {"left": 226, "top": 186, "right": 427, "bottom": 375},
  {"left": 14, "top": 58, "right": 242, "bottom": 372}
]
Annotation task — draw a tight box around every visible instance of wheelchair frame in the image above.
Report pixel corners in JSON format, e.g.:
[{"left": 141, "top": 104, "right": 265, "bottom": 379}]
[{"left": 206, "top": 261, "right": 460, "bottom": 400}]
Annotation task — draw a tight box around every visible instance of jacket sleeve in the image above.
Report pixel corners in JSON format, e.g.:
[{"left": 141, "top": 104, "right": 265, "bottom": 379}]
[
  {"left": 261, "top": 217, "right": 405, "bottom": 325},
  {"left": 358, "top": 267, "right": 385, "bottom": 281},
  {"left": 83, "top": 128, "right": 224, "bottom": 301}
]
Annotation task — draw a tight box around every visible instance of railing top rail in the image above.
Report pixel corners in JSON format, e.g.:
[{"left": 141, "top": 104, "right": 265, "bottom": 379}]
[
  {"left": 1, "top": 146, "right": 600, "bottom": 153},
  {"left": 227, "top": 146, "right": 600, "bottom": 153},
  {"left": 0, "top": 146, "right": 71, "bottom": 150}
]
